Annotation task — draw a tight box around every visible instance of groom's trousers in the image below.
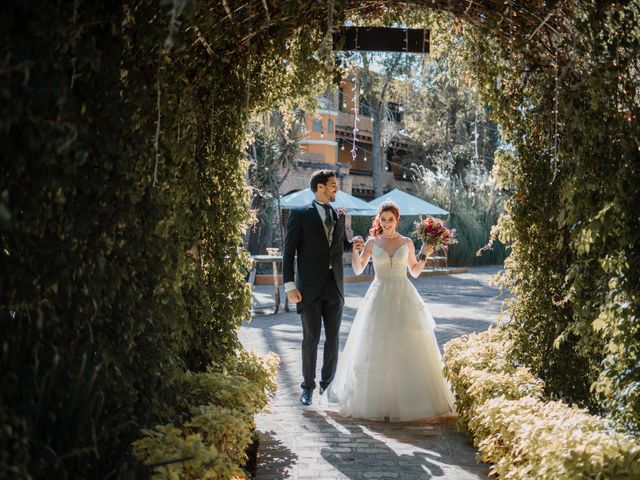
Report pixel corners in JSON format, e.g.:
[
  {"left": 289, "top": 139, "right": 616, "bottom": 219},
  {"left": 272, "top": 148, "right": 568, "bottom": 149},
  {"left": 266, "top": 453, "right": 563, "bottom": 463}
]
[{"left": 300, "top": 274, "right": 344, "bottom": 391}]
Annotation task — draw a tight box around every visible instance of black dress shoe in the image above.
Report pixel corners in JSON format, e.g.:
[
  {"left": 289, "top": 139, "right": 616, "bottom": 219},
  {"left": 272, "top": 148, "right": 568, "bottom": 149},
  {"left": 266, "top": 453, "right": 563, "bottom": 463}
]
[
  {"left": 300, "top": 388, "right": 313, "bottom": 406},
  {"left": 318, "top": 386, "right": 325, "bottom": 395}
]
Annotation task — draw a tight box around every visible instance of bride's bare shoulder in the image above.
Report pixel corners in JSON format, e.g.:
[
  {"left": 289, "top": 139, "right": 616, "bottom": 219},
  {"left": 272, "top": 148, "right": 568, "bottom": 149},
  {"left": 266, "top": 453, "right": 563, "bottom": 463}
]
[{"left": 402, "top": 236, "right": 415, "bottom": 248}]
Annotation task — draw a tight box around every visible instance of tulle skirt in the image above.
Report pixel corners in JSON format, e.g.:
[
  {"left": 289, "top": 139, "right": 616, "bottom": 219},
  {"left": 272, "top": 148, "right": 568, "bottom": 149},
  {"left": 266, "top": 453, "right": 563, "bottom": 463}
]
[{"left": 325, "top": 275, "right": 455, "bottom": 421}]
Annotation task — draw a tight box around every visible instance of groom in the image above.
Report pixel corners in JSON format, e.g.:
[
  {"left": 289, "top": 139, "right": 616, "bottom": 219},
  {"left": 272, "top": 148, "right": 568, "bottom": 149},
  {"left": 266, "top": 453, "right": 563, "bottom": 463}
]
[{"left": 283, "top": 169, "right": 347, "bottom": 406}]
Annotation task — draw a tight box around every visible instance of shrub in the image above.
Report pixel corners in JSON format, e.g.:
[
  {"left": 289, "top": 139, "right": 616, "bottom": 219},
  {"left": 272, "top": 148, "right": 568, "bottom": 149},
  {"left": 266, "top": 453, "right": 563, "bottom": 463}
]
[
  {"left": 473, "top": 396, "right": 640, "bottom": 480},
  {"left": 412, "top": 161, "right": 508, "bottom": 266},
  {"left": 133, "top": 351, "right": 279, "bottom": 479},
  {"left": 444, "top": 328, "right": 544, "bottom": 431},
  {"left": 466, "top": 1, "right": 640, "bottom": 432},
  {"left": 444, "top": 329, "right": 640, "bottom": 479}
]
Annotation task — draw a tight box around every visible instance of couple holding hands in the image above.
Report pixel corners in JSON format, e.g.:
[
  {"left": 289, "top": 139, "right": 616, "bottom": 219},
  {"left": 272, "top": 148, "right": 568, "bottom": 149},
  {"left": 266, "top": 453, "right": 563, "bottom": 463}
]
[{"left": 283, "top": 169, "right": 454, "bottom": 421}]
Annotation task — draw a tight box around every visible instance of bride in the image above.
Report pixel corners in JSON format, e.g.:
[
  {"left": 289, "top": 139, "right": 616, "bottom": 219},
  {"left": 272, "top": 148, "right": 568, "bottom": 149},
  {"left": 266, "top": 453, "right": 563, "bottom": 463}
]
[{"left": 325, "top": 200, "right": 455, "bottom": 421}]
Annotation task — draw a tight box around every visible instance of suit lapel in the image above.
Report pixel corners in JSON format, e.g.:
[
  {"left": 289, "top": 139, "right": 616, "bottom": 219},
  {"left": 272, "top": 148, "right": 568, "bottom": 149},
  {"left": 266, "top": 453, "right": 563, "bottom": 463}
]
[
  {"left": 331, "top": 213, "right": 342, "bottom": 247},
  {"left": 308, "top": 203, "right": 328, "bottom": 246}
]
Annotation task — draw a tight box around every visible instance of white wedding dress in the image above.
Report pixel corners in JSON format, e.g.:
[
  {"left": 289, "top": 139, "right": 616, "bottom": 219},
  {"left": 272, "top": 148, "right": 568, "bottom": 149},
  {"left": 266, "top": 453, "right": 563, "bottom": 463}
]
[{"left": 326, "top": 242, "right": 455, "bottom": 421}]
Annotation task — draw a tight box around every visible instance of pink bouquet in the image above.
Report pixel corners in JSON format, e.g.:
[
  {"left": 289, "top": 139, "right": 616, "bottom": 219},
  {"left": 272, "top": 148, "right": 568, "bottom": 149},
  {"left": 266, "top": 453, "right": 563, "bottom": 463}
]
[{"left": 413, "top": 216, "right": 457, "bottom": 259}]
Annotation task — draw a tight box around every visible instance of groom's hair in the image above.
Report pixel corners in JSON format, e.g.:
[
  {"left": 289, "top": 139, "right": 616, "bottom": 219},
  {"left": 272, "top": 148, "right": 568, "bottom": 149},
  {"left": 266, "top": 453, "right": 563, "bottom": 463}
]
[{"left": 309, "top": 169, "right": 336, "bottom": 192}]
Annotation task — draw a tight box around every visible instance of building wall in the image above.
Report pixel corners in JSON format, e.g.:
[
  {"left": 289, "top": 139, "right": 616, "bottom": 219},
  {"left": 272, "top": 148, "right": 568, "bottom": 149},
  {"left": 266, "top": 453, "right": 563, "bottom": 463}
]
[
  {"left": 286, "top": 87, "right": 413, "bottom": 201},
  {"left": 280, "top": 168, "right": 313, "bottom": 195},
  {"left": 300, "top": 109, "right": 338, "bottom": 164},
  {"left": 280, "top": 163, "right": 353, "bottom": 195}
]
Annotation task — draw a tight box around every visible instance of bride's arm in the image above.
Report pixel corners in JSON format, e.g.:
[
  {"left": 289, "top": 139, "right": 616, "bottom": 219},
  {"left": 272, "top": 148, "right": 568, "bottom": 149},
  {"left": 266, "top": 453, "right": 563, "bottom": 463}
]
[
  {"left": 352, "top": 238, "right": 374, "bottom": 275},
  {"left": 407, "top": 239, "right": 433, "bottom": 278}
]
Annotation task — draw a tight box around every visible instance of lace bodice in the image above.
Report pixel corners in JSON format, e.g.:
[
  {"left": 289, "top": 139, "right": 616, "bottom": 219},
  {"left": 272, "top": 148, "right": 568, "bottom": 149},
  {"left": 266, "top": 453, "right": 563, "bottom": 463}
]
[{"left": 372, "top": 242, "right": 408, "bottom": 278}]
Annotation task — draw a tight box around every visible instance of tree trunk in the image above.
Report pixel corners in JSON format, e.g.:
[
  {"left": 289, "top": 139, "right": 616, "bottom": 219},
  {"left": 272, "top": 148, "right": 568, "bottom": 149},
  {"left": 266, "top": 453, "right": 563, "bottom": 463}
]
[{"left": 371, "top": 97, "right": 384, "bottom": 197}]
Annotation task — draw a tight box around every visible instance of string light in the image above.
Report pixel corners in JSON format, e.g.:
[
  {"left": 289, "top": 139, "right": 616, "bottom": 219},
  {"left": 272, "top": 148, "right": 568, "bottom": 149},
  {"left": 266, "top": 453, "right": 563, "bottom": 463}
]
[{"left": 351, "top": 74, "right": 359, "bottom": 162}]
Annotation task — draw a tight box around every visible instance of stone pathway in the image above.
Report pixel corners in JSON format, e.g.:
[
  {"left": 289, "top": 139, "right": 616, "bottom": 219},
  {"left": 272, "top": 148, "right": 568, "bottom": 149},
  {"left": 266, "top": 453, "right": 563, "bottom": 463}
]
[{"left": 239, "top": 265, "right": 505, "bottom": 479}]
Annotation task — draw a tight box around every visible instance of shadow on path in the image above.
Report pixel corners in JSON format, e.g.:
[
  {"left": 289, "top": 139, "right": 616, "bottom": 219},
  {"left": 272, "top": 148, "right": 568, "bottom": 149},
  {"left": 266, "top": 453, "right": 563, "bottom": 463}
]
[
  {"left": 242, "top": 266, "right": 502, "bottom": 479},
  {"left": 310, "top": 410, "right": 488, "bottom": 480},
  {"left": 254, "top": 430, "right": 298, "bottom": 479}
]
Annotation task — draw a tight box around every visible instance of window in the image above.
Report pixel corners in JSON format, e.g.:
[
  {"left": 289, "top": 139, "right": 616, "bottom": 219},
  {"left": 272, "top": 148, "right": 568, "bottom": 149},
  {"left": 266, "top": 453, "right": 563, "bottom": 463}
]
[
  {"left": 312, "top": 118, "right": 323, "bottom": 132},
  {"left": 327, "top": 119, "right": 334, "bottom": 133},
  {"left": 388, "top": 102, "right": 403, "bottom": 123},
  {"left": 338, "top": 87, "right": 345, "bottom": 111},
  {"left": 359, "top": 97, "right": 371, "bottom": 116}
]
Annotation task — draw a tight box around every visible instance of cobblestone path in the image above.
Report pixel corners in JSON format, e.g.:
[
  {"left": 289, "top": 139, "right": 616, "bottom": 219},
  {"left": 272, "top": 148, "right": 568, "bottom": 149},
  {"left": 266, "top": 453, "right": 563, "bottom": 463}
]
[{"left": 239, "top": 266, "right": 504, "bottom": 479}]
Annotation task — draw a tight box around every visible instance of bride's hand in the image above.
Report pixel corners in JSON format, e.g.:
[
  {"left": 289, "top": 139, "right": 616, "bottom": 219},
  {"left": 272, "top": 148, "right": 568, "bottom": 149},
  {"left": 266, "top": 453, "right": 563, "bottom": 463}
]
[
  {"left": 418, "top": 244, "right": 434, "bottom": 260},
  {"left": 352, "top": 236, "right": 365, "bottom": 253}
]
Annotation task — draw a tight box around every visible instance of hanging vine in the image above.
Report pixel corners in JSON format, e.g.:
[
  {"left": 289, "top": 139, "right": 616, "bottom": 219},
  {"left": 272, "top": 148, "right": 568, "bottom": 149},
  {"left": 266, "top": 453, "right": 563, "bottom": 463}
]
[{"left": 1, "top": 1, "right": 639, "bottom": 478}]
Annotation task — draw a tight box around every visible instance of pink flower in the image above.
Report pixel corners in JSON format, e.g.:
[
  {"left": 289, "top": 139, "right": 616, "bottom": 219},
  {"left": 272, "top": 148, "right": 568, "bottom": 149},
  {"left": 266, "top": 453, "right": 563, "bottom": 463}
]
[{"left": 413, "top": 215, "right": 458, "bottom": 248}]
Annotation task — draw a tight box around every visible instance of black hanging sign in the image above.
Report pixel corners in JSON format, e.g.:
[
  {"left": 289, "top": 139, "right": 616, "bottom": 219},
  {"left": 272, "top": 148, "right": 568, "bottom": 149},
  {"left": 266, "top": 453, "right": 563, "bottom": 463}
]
[{"left": 333, "top": 27, "right": 430, "bottom": 54}]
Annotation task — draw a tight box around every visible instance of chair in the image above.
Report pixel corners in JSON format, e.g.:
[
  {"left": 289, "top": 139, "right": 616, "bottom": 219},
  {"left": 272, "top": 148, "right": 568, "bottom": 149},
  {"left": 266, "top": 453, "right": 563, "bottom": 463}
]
[
  {"left": 364, "top": 256, "right": 374, "bottom": 275},
  {"left": 427, "top": 246, "right": 448, "bottom": 271}
]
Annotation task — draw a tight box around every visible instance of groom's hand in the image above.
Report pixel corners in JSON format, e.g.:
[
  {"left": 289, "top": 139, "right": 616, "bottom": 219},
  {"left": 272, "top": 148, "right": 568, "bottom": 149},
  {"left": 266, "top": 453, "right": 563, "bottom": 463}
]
[{"left": 287, "top": 288, "right": 302, "bottom": 303}]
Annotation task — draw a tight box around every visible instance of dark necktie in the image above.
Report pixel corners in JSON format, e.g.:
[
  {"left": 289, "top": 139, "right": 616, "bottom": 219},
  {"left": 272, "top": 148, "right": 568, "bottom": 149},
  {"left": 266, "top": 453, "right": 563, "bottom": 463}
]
[{"left": 316, "top": 202, "right": 334, "bottom": 230}]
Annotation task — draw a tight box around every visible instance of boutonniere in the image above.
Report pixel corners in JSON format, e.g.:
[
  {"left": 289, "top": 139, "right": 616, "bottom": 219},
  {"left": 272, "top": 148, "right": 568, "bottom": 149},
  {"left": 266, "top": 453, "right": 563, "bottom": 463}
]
[{"left": 337, "top": 208, "right": 346, "bottom": 218}]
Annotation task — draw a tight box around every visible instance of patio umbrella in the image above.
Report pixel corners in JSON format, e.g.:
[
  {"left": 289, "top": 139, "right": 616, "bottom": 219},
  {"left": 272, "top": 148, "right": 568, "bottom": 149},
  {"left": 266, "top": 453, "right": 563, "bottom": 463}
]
[
  {"left": 279, "top": 188, "right": 375, "bottom": 215},
  {"left": 368, "top": 188, "right": 448, "bottom": 216}
]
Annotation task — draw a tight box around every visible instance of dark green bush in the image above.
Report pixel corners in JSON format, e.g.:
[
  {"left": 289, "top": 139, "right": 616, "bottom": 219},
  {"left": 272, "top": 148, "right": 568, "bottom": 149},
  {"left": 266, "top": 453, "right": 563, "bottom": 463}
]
[
  {"left": 0, "top": 0, "right": 329, "bottom": 476},
  {"left": 466, "top": 1, "right": 640, "bottom": 433},
  {"left": 2, "top": 2, "right": 638, "bottom": 478}
]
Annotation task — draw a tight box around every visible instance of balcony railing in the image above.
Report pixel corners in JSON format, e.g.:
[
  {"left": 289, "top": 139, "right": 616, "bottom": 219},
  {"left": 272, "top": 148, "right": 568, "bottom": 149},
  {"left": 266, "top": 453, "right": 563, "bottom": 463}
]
[{"left": 350, "top": 169, "right": 373, "bottom": 176}]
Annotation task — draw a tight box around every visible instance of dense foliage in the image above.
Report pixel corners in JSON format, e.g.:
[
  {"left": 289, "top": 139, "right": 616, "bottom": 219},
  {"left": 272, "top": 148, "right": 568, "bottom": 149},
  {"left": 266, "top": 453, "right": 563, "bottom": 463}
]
[
  {"left": 411, "top": 160, "right": 508, "bottom": 266},
  {"left": 1, "top": 0, "right": 332, "bottom": 477},
  {"left": 444, "top": 329, "right": 640, "bottom": 479},
  {"left": 245, "top": 109, "right": 305, "bottom": 256},
  {"left": 133, "top": 351, "right": 278, "bottom": 479},
  {"left": 456, "top": 1, "right": 640, "bottom": 432},
  {"left": 2, "top": 0, "right": 639, "bottom": 477},
  {"left": 399, "top": 43, "right": 501, "bottom": 178}
]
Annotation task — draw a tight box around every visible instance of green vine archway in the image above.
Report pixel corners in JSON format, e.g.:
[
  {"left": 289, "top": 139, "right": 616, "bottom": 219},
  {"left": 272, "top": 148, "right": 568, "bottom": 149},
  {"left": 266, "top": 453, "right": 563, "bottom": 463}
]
[{"left": 1, "top": 0, "right": 638, "bottom": 477}]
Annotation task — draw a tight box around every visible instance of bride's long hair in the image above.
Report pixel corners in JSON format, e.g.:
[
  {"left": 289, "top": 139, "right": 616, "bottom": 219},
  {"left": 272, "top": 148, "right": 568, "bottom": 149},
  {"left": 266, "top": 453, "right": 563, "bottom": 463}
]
[{"left": 369, "top": 201, "right": 400, "bottom": 238}]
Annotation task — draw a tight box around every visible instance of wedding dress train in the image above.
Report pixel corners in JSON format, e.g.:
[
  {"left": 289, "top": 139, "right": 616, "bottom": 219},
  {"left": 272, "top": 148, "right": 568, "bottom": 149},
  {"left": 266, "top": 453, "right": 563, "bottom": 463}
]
[{"left": 326, "top": 242, "right": 455, "bottom": 421}]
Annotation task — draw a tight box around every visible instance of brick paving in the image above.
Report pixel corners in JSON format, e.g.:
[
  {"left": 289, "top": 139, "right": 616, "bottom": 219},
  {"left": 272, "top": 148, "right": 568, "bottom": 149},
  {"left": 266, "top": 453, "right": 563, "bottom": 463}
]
[{"left": 239, "top": 265, "right": 505, "bottom": 479}]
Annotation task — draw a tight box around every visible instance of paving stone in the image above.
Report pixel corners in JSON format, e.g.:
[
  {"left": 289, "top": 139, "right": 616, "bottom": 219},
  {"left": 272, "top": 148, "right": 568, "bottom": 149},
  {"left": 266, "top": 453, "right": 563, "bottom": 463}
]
[
  {"left": 241, "top": 265, "right": 503, "bottom": 479},
  {"left": 363, "top": 472, "right": 399, "bottom": 478}
]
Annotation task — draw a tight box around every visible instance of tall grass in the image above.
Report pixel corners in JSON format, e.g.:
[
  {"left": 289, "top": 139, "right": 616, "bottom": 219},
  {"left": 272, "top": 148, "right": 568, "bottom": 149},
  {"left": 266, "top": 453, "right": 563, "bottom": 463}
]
[{"left": 411, "top": 160, "right": 508, "bottom": 266}]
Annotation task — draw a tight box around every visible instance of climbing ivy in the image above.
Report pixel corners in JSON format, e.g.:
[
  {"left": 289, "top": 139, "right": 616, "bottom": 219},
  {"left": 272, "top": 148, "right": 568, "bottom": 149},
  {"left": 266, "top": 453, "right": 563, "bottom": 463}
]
[
  {"left": 1, "top": 1, "right": 638, "bottom": 477},
  {"left": 456, "top": 2, "right": 640, "bottom": 432},
  {"left": 0, "top": 0, "right": 341, "bottom": 476},
  {"left": 343, "top": 2, "right": 640, "bottom": 433}
]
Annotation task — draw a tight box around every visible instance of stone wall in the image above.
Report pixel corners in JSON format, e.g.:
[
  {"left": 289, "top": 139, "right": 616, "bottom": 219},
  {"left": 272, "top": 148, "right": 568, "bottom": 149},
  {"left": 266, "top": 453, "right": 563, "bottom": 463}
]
[{"left": 280, "top": 162, "right": 353, "bottom": 196}]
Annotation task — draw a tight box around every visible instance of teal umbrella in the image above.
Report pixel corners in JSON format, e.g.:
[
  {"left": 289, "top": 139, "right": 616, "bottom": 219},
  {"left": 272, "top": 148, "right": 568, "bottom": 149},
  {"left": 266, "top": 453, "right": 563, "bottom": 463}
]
[
  {"left": 368, "top": 188, "right": 448, "bottom": 216},
  {"left": 279, "top": 188, "right": 376, "bottom": 215}
]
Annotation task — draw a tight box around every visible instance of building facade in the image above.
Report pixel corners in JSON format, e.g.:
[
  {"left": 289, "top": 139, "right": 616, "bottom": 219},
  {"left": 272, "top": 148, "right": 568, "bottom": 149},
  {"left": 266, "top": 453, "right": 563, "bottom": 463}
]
[{"left": 280, "top": 80, "right": 416, "bottom": 200}]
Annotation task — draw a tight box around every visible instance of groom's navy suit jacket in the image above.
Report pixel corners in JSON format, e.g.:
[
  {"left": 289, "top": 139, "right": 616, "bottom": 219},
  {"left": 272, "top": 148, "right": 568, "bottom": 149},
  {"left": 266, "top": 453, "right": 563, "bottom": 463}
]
[{"left": 283, "top": 203, "right": 346, "bottom": 312}]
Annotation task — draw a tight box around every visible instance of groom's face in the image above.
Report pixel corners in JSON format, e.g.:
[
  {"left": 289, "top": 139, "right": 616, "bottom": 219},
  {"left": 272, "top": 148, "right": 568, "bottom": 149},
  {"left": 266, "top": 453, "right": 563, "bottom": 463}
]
[{"left": 318, "top": 176, "right": 338, "bottom": 203}]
